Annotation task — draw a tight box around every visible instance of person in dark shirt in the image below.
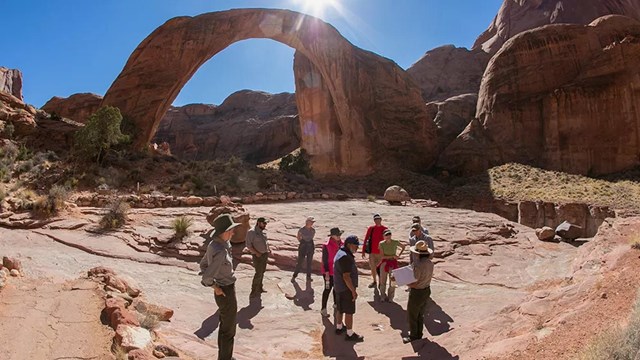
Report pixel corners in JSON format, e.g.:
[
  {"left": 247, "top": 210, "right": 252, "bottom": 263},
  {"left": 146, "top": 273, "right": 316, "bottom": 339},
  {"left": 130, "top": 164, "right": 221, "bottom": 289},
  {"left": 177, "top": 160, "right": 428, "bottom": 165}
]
[{"left": 333, "top": 235, "right": 364, "bottom": 342}]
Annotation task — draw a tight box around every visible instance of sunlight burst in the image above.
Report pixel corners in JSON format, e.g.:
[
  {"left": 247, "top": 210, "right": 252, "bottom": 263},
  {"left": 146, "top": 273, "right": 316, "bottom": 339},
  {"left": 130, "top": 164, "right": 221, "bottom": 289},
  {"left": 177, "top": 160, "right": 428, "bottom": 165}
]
[{"left": 292, "top": 0, "right": 341, "bottom": 17}]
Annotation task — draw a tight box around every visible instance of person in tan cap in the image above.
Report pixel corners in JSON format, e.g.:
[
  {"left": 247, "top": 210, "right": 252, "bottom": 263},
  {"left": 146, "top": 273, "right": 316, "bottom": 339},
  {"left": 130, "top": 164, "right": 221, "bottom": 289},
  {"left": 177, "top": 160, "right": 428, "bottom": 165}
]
[
  {"left": 200, "top": 213, "right": 242, "bottom": 360},
  {"left": 293, "top": 216, "right": 316, "bottom": 281},
  {"left": 403, "top": 240, "right": 435, "bottom": 344},
  {"left": 246, "top": 217, "right": 270, "bottom": 299}
]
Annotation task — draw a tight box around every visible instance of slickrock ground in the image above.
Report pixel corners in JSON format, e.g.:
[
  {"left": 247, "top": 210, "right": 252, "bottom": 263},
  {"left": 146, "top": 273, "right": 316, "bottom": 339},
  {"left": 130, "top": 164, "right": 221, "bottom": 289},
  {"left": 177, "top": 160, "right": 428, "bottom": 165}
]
[
  {"left": 0, "top": 200, "right": 636, "bottom": 359},
  {"left": 0, "top": 278, "right": 114, "bottom": 359}
]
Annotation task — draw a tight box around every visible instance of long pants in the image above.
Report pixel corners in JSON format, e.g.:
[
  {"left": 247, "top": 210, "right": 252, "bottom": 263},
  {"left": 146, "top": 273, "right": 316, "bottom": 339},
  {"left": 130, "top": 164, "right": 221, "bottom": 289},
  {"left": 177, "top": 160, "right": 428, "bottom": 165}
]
[
  {"left": 321, "top": 275, "right": 335, "bottom": 310},
  {"left": 214, "top": 283, "right": 237, "bottom": 360},
  {"left": 379, "top": 265, "right": 396, "bottom": 301},
  {"left": 293, "top": 241, "right": 314, "bottom": 276},
  {"left": 251, "top": 253, "right": 268, "bottom": 294},
  {"left": 407, "top": 286, "right": 431, "bottom": 339}
]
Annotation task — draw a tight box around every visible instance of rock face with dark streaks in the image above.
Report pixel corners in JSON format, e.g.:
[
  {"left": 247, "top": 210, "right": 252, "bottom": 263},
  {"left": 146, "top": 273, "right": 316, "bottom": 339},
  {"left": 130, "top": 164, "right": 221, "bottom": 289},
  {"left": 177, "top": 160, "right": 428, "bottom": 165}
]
[
  {"left": 440, "top": 15, "right": 640, "bottom": 176},
  {"left": 407, "top": 45, "right": 490, "bottom": 102},
  {"left": 425, "top": 93, "right": 478, "bottom": 153},
  {"left": 473, "top": 0, "right": 640, "bottom": 54}
]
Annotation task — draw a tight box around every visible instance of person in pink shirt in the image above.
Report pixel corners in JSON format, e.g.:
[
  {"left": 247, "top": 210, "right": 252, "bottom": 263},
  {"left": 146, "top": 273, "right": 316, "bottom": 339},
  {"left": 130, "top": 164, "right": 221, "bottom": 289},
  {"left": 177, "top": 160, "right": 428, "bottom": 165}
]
[{"left": 320, "top": 227, "right": 343, "bottom": 317}]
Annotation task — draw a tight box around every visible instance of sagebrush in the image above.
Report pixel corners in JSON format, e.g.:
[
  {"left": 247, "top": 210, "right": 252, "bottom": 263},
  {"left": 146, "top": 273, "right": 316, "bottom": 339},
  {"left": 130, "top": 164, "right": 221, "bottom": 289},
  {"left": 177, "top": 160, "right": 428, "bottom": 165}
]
[{"left": 100, "top": 198, "right": 130, "bottom": 229}]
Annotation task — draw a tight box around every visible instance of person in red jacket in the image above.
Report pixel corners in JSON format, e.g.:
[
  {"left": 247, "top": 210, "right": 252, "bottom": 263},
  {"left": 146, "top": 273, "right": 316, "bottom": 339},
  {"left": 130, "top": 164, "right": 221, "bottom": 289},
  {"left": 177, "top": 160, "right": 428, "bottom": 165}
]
[
  {"left": 362, "top": 213, "right": 388, "bottom": 289},
  {"left": 320, "top": 227, "right": 343, "bottom": 317}
]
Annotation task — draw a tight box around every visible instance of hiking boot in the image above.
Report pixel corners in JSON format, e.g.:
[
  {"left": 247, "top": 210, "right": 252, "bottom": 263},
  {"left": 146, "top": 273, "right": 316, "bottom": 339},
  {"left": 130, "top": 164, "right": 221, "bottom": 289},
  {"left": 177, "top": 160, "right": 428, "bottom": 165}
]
[
  {"left": 335, "top": 326, "right": 346, "bottom": 335},
  {"left": 345, "top": 332, "right": 364, "bottom": 342},
  {"left": 320, "top": 308, "right": 329, "bottom": 317},
  {"left": 402, "top": 336, "right": 421, "bottom": 344},
  {"left": 368, "top": 282, "right": 377, "bottom": 288},
  {"left": 260, "top": 288, "right": 267, "bottom": 293}
]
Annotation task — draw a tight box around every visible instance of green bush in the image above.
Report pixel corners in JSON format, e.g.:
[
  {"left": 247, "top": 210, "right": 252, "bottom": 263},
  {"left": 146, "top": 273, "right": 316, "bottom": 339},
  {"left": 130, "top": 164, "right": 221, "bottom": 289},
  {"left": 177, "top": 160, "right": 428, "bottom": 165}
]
[
  {"left": 74, "top": 106, "right": 130, "bottom": 164},
  {"left": 172, "top": 216, "right": 193, "bottom": 240},
  {"left": 279, "top": 148, "right": 312, "bottom": 178},
  {"left": 100, "top": 198, "right": 130, "bottom": 229},
  {"left": 3, "top": 122, "right": 14, "bottom": 139},
  {"left": 31, "top": 185, "right": 70, "bottom": 218}
]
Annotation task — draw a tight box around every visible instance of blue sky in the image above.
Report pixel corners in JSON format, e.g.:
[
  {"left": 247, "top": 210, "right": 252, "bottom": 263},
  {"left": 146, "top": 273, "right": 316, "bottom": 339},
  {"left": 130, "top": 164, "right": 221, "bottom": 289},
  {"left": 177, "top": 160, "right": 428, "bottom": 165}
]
[{"left": 3, "top": 0, "right": 503, "bottom": 107}]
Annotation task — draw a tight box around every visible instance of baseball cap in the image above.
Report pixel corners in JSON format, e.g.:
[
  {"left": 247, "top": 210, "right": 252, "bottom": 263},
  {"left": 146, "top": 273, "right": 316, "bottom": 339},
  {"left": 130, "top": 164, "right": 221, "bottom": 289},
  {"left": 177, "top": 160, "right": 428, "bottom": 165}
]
[
  {"left": 257, "top": 217, "right": 269, "bottom": 223},
  {"left": 373, "top": 213, "right": 382, "bottom": 220},
  {"left": 411, "top": 223, "right": 421, "bottom": 231},
  {"left": 306, "top": 216, "right": 315, "bottom": 222},
  {"left": 412, "top": 216, "right": 421, "bottom": 222},
  {"left": 344, "top": 235, "right": 360, "bottom": 246},
  {"left": 383, "top": 229, "right": 392, "bottom": 236}
]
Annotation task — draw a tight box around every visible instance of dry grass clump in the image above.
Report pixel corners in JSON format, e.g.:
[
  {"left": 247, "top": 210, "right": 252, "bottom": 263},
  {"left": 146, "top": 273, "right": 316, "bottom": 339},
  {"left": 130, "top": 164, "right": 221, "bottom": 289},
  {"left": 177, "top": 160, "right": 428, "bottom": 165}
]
[
  {"left": 172, "top": 216, "right": 193, "bottom": 240},
  {"left": 100, "top": 198, "right": 130, "bottom": 229},
  {"left": 488, "top": 163, "right": 640, "bottom": 210},
  {"left": 578, "top": 291, "right": 640, "bottom": 360},
  {"left": 137, "top": 312, "right": 160, "bottom": 330},
  {"left": 631, "top": 235, "right": 640, "bottom": 250}
]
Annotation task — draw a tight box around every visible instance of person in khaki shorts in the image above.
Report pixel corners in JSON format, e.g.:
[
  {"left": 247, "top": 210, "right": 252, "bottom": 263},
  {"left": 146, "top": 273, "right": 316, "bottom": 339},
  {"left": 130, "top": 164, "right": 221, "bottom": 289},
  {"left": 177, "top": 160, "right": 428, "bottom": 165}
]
[{"left": 362, "top": 213, "right": 387, "bottom": 289}]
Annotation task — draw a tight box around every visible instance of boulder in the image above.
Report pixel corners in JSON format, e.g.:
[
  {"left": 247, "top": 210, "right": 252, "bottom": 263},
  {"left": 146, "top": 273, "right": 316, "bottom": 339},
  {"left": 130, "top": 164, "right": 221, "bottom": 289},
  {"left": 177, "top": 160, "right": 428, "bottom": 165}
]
[
  {"left": 132, "top": 299, "right": 174, "bottom": 321},
  {"left": 111, "top": 308, "right": 140, "bottom": 329},
  {"left": 383, "top": 185, "right": 411, "bottom": 204},
  {"left": 2, "top": 256, "right": 21, "bottom": 271},
  {"left": 426, "top": 93, "right": 478, "bottom": 152},
  {"left": 154, "top": 344, "right": 179, "bottom": 357},
  {"left": 183, "top": 196, "right": 203, "bottom": 207},
  {"left": 555, "top": 221, "right": 583, "bottom": 241},
  {"left": 535, "top": 227, "right": 556, "bottom": 241},
  {"left": 115, "top": 325, "right": 152, "bottom": 351},
  {"left": 127, "top": 349, "right": 154, "bottom": 360}
]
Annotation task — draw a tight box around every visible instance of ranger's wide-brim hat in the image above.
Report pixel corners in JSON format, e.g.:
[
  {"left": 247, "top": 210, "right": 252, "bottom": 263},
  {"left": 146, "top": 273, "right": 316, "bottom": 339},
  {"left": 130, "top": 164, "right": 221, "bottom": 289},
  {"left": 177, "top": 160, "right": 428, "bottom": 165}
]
[
  {"left": 410, "top": 240, "right": 433, "bottom": 254},
  {"left": 212, "top": 214, "right": 241, "bottom": 236}
]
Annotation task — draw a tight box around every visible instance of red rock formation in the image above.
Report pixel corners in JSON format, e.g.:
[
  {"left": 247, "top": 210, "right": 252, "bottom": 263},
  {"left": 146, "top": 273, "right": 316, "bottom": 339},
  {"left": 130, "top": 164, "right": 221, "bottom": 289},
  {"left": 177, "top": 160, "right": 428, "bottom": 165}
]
[
  {"left": 0, "top": 67, "right": 23, "bottom": 101},
  {"left": 440, "top": 15, "right": 640, "bottom": 176},
  {"left": 474, "top": 0, "right": 640, "bottom": 54},
  {"left": 153, "top": 90, "right": 300, "bottom": 163},
  {"left": 425, "top": 93, "right": 477, "bottom": 153},
  {"left": 42, "top": 93, "right": 102, "bottom": 123},
  {"left": 406, "top": 45, "right": 490, "bottom": 102},
  {"left": 102, "top": 9, "right": 437, "bottom": 175},
  {"left": 0, "top": 91, "right": 37, "bottom": 137}
]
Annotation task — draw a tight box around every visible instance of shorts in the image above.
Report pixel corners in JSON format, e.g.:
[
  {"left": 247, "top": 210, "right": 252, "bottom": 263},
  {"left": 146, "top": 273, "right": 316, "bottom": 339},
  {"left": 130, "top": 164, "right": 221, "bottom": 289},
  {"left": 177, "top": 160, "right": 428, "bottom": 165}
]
[
  {"left": 336, "top": 290, "right": 356, "bottom": 315},
  {"left": 368, "top": 253, "right": 383, "bottom": 271}
]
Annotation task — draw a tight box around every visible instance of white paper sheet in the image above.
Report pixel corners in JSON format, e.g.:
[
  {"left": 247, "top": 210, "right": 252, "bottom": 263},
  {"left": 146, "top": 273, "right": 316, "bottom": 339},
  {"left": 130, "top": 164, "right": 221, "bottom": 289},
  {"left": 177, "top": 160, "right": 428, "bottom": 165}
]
[{"left": 391, "top": 265, "right": 416, "bottom": 287}]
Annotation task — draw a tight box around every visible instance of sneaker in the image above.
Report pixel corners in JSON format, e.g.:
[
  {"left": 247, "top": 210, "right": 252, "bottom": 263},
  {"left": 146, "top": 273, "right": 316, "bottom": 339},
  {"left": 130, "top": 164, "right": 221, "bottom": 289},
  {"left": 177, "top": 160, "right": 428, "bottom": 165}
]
[
  {"left": 402, "top": 336, "right": 421, "bottom": 344},
  {"left": 345, "top": 332, "right": 364, "bottom": 342},
  {"left": 335, "top": 326, "right": 346, "bottom": 335},
  {"left": 320, "top": 308, "right": 329, "bottom": 317},
  {"left": 368, "top": 282, "right": 377, "bottom": 288}
]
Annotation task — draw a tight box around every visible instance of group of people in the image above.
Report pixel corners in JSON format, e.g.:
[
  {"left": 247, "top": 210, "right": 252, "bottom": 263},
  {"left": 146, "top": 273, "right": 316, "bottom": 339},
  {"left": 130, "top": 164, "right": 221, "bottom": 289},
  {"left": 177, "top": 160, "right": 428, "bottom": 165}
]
[{"left": 200, "top": 212, "right": 435, "bottom": 360}]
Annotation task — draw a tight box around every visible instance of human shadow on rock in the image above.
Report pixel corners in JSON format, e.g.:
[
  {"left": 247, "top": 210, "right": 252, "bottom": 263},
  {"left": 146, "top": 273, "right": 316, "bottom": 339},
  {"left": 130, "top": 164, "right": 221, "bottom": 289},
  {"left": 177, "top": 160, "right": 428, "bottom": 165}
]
[
  {"left": 367, "top": 299, "right": 409, "bottom": 335},
  {"left": 401, "top": 337, "right": 459, "bottom": 360},
  {"left": 291, "top": 278, "right": 315, "bottom": 311},
  {"left": 320, "top": 315, "right": 363, "bottom": 360},
  {"left": 237, "top": 296, "right": 264, "bottom": 329},
  {"left": 425, "top": 299, "right": 454, "bottom": 336},
  {"left": 194, "top": 310, "right": 219, "bottom": 339}
]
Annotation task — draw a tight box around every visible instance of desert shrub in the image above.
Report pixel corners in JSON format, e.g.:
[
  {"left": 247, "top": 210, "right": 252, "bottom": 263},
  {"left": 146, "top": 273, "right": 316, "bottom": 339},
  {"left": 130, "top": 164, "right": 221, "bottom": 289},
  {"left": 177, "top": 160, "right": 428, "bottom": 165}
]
[
  {"left": 0, "top": 186, "right": 5, "bottom": 203},
  {"left": 16, "top": 143, "right": 32, "bottom": 161},
  {"left": 172, "top": 216, "right": 193, "bottom": 240},
  {"left": 100, "top": 198, "right": 130, "bottom": 229},
  {"left": 579, "top": 290, "right": 640, "bottom": 360},
  {"left": 367, "top": 195, "right": 376, "bottom": 202},
  {"left": 3, "top": 122, "right": 14, "bottom": 139},
  {"left": 31, "top": 185, "right": 70, "bottom": 218},
  {"left": 632, "top": 240, "right": 640, "bottom": 250},
  {"left": 74, "top": 106, "right": 130, "bottom": 164},
  {"left": 279, "top": 148, "right": 312, "bottom": 178},
  {"left": 48, "top": 185, "right": 70, "bottom": 209}
]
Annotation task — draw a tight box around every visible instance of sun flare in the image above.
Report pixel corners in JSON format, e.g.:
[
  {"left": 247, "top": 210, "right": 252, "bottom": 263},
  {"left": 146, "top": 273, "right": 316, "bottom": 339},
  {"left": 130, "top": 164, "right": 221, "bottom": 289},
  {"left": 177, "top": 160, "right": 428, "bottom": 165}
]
[{"left": 292, "top": 0, "right": 340, "bottom": 17}]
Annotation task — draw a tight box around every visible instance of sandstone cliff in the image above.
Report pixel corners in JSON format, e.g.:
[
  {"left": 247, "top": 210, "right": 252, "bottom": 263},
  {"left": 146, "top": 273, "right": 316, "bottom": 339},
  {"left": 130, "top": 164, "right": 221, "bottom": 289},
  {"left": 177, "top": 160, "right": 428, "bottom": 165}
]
[
  {"left": 440, "top": 15, "right": 640, "bottom": 176},
  {"left": 474, "top": 0, "right": 640, "bottom": 54},
  {"left": 42, "top": 93, "right": 102, "bottom": 123},
  {"left": 0, "top": 67, "right": 23, "bottom": 101},
  {"left": 425, "top": 93, "right": 478, "bottom": 153},
  {"left": 406, "top": 45, "right": 490, "bottom": 102},
  {"left": 153, "top": 90, "right": 300, "bottom": 164}
]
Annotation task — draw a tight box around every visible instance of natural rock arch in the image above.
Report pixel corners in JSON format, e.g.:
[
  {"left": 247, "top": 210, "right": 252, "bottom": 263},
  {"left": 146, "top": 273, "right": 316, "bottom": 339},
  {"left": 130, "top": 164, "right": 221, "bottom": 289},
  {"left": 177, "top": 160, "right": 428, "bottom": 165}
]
[{"left": 102, "top": 9, "right": 437, "bottom": 175}]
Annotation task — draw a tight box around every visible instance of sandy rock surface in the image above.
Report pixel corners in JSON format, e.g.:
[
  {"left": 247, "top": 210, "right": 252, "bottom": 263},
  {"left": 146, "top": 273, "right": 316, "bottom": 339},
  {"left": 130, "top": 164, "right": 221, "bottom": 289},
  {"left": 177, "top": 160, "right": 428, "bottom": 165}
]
[{"left": 0, "top": 200, "right": 628, "bottom": 359}]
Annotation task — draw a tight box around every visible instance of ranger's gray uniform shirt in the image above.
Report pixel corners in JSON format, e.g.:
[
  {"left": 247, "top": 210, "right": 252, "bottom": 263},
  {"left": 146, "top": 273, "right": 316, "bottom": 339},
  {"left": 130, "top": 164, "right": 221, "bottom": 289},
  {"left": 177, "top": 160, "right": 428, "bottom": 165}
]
[
  {"left": 245, "top": 226, "right": 269, "bottom": 255},
  {"left": 297, "top": 227, "right": 316, "bottom": 243},
  {"left": 412, "top": 256, "right": 434, "bottom": 289},
  {"left": 200, "top": 231, "right": 235, "bottom": 286}
]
